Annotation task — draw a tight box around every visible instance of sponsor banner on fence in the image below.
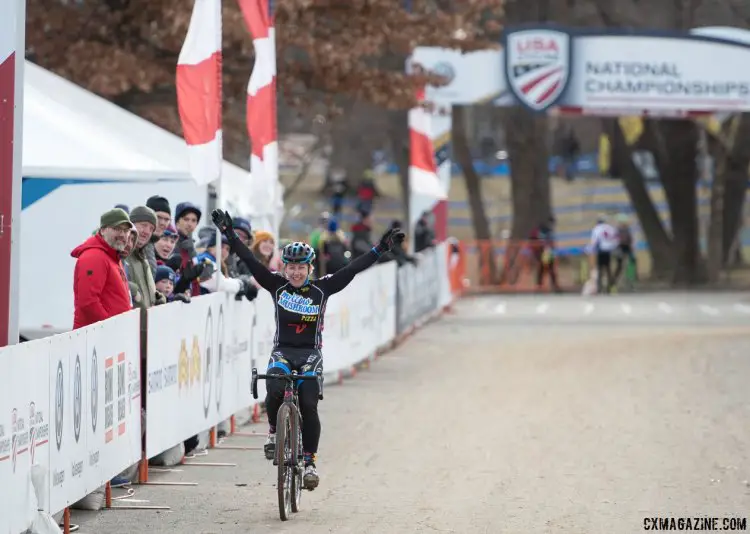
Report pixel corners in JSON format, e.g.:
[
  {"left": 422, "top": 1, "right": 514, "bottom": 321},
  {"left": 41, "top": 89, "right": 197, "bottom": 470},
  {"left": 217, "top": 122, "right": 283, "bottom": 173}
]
[
  {"left": 145, "top": 293, "right": 258, "bottom": 458},
  {"left": 0, "top": 341, "right": 51, "bottom": 534},
  {"left": 48, "top": 310, "right": 141, "bottom": 513},
  {"left": 396, "top": 247, "right": 441, "bottom": 335}
]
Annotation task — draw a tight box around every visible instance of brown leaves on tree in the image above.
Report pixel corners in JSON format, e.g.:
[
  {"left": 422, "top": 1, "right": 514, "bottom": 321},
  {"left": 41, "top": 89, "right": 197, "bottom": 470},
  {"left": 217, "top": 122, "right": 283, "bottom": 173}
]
[{"left": 26, "top": 0, "right": 503, "bottom": 164}]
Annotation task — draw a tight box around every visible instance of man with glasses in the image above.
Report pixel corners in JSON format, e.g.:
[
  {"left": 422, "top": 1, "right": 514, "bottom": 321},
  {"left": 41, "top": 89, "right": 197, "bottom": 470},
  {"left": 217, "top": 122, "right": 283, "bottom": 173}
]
[{"left": 71, "top": 208, "right": 134, "bottom": 329}]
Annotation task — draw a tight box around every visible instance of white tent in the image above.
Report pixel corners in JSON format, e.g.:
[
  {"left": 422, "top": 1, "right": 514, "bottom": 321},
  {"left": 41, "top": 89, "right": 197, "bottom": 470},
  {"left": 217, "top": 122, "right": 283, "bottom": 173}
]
[{"left": 22, "top": 61, "right": 252, "bottom": 190}]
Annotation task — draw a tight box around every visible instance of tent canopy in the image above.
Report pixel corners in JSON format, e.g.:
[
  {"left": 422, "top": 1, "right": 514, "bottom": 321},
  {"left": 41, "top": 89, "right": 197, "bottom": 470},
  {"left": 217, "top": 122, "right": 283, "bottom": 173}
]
[{"left": 22, "top": 61, "right": 251, "bottom": 189}]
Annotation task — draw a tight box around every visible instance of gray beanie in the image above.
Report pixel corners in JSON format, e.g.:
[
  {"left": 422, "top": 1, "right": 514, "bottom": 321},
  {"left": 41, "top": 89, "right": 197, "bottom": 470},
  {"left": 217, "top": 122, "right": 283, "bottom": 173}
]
[{"left": 129, "top": 206, "right": 157, "bottom": 227}]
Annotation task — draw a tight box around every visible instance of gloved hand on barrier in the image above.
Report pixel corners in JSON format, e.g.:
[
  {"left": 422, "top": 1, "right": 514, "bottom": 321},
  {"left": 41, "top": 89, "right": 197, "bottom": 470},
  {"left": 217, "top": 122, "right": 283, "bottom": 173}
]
[
  {"left": 173, "top": 292, "right": 191, "bottom": 303},
  {"left": 198, "top": 260, "right": 216, "bottom": 282},
  {"left": 235, "top": 279, "right": 259, "bottom": 301},
  {"left": 154, "top": 290, "right": 167, "bottom": 306}
]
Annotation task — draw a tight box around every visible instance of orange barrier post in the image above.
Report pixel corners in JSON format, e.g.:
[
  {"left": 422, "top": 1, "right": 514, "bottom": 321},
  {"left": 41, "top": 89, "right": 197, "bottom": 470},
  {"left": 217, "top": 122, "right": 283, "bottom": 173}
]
[{"left": 138, "top": 451, "right": 149, "bottom": 483}]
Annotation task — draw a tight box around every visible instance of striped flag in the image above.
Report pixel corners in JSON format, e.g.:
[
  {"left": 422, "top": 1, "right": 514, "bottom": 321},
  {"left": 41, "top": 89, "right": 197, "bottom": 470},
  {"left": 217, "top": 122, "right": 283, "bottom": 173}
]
[
  {"left": 176, "top": 0, "right": 223, "bottom": 185},
  {"left": 236, "top": 0, "right": 279, "bottom": 234},
  {"left": 409, "top": 88, "right": 446, "bottom": 202}
]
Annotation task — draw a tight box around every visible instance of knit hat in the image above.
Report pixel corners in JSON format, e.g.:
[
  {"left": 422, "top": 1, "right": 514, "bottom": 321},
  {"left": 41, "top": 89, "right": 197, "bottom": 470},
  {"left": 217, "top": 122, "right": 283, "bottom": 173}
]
[
  {"left": 146, "top": 195, "right": 171, "bottom": 215},
  {"left": 129, "top": 206, "right": 157, "bottom": 228},
  {"left": 205, "top": 233, "right": 229, "bottom": 249},
  {"left": 175, "top": 202, "right": 202, "bottom": 223},
  {"left": 162, "top": 223, "right": 178, "bottom": 237},
  {"left": 155, "top": 265, "right": 176, "bottom": 284},
  {"left": 114, "top": 204, "right": 130, "bottom": 214},
  {"left": 232, "top": 217, "right": 253, "bottom": 238},
  {"left": 100, "top": 208, "right": 132, "bottom": 229},
  {"left": 198, "top": 226, "right": 215, "bottom": 241},
  {"left": 253, "top": 230, "right": 274, "bottom": 244}
]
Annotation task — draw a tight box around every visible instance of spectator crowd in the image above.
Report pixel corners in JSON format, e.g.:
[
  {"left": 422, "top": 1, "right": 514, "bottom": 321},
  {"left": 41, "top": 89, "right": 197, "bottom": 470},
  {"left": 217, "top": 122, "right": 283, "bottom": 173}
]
[{"left": 69, "top": 194, "right": 270, "bottom": 509}]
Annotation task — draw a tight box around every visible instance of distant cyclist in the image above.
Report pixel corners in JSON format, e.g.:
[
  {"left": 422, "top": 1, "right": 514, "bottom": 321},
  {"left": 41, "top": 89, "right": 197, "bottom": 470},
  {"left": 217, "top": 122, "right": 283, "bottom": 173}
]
[
  {"left": 588, "top": 214, "right": 619, "bottom": 294},
  {"left": 211, "top": 209, "right": 405, "bottom": 490},
  {"left": 613, "top": 213, "right": 636, "bottom": 285}
]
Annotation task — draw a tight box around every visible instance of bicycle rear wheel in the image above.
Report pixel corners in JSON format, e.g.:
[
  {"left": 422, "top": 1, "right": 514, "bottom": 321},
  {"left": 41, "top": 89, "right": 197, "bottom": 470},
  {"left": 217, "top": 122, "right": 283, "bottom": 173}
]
[
  {"left": 290, "top": 406, "right": 303, "bottom": 513},
  {"left": 275, "top": 404, "right": 293, "bottom": 521}
]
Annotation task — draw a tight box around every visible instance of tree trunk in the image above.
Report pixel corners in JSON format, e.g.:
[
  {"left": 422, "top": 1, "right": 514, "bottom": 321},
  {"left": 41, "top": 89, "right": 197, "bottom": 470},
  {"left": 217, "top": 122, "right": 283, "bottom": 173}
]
[
  {"left": 721, "top": 114, "right": 750, "bottom": 265},
  {"left": 706, "top": 141, "right": 725, "bottom": 284},
  {"left": 647, "top": 119, "right": 706, "bottom": 284},
  {"left": 503, "top": 106, "right": 551, "bottom": 240},
  {"left": 605, "top": 118, "right": 674, "bottom": 280},
  {"left": 453, "top": 105, "right": 498, "bottom": 283}
]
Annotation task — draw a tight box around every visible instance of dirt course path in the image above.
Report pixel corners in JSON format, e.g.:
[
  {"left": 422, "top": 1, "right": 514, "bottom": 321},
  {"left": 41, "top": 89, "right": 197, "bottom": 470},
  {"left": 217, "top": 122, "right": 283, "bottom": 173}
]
[{"left": 75, "top": 299, "right": 750, "bottom": 533}]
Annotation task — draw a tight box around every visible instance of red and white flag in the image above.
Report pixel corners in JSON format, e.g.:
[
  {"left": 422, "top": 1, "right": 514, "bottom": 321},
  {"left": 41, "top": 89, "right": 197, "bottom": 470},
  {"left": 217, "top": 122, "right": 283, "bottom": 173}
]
[
  {"left": 176, "top": 0, "right": 223, "bottom": 185},
  {"left": 236, "top": 0, "right": 279, "bottom": 230},
  {"left": 409, "top": 88, "right": 445, "bottom": 200}
]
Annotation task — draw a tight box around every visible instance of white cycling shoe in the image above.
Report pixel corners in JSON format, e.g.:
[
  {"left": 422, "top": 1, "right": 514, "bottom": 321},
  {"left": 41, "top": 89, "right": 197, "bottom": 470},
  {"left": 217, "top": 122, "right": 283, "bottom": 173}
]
[
  {"left": 303, "top": 463, "right": 319, "bottom": 490},
  {"left": 263, "top": 433, "right": 276, "bottom": 461}
]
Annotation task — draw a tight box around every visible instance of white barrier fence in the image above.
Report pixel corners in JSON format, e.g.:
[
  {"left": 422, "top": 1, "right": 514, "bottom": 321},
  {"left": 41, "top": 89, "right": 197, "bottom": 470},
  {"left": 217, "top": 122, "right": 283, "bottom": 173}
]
[
  {"left": 1, "top": 245, "right": 452, "bottom": 533},
  {"left": 0, "top": 310, "right": 142, "bottom": 534}
]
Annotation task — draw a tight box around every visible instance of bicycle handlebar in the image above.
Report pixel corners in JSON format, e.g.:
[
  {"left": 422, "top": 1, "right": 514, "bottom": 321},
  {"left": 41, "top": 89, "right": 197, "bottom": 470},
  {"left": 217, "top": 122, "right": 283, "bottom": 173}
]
[{"left": 251, "top": 368, "right": 324, "bottom": 401}]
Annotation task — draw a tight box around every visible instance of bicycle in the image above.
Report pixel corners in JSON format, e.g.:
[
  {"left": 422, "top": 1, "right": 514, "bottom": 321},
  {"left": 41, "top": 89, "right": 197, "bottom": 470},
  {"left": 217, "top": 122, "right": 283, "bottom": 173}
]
[{"left": 251, "top": 367, "right": 324, "bottom": 521}]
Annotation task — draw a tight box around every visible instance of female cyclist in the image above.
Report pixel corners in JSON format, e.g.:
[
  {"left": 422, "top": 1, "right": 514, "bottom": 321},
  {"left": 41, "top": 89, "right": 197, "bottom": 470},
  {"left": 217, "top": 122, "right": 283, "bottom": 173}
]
[{"left": 211, "top": 209, "right": 405, "bottom": 489}]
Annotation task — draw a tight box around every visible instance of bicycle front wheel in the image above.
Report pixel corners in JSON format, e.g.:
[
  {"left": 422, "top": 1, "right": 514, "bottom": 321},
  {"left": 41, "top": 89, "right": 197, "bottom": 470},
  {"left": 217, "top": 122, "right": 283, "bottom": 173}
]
[
  {"left": 290, "top": 406, "right": 303, "bottom": 513},
  {"left": 276, "top": 403, "right": 293, "bottom": 521}
]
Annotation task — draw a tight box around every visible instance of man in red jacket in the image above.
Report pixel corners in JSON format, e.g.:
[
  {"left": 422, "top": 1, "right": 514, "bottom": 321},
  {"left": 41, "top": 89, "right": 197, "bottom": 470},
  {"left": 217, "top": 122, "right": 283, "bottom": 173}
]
[{"left": 71, "top": 208, "right": 134, "bottom": 329}]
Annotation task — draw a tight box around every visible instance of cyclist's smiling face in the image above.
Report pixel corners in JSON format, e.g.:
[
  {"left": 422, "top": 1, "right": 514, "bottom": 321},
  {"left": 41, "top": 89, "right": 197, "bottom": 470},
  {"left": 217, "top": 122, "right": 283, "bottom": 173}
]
[{"left": 284, "top": 263, "right": 311, "bottom": 287}]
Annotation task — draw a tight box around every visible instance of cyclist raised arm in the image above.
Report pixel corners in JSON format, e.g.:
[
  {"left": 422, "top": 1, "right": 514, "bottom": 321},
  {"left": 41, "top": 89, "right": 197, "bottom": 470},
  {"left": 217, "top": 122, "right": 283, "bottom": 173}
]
[
  {"left": 212, "top": 210, "right": 284, "bottom": 292},
  {"left": 211, "top": 208, "right": 404, "bottom": 490}
]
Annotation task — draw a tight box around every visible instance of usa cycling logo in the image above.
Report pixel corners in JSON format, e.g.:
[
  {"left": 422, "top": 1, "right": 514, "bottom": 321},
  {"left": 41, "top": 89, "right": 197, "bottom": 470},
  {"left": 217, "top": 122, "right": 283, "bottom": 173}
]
[{"left": 504, "top": 27, "right": 571, "bottom": 111}]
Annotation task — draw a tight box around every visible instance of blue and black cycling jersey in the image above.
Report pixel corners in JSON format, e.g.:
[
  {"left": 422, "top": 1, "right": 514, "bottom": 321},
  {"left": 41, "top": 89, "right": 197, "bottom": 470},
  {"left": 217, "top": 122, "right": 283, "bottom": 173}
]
[{"left": 230, "top": 237, "right": 381, "bottom": 350}]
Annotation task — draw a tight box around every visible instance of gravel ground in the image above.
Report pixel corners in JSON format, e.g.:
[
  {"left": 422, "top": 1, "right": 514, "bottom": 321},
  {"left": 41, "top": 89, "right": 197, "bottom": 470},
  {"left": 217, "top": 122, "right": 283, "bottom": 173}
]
[{"left": 73, "top": 297, "right": 750, "bottom": 533}]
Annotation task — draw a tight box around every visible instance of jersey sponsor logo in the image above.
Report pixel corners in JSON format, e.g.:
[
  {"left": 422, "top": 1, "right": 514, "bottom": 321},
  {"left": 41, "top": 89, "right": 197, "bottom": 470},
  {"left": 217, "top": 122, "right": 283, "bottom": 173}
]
[
  {"left": 278, "top": 290, "right": 320, "bottom": 315},
  {"left": 288, "top": 323, "right": 308, "bottom": 334}
]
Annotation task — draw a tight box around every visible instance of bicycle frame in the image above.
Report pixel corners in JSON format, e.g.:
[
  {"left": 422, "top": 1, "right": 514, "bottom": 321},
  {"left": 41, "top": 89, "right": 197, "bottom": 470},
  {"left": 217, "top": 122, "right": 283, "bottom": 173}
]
[{"left": 251, "top": 367, "right": 324, "bottom": 521}]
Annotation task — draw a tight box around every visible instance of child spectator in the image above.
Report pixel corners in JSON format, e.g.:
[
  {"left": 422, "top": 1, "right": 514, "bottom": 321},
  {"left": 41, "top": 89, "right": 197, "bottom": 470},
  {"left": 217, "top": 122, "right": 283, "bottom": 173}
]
[
  {"left": 154, "top": 265, "right": 176, "bottom": 298},
  {"left": 155, "top": 224, "right": 179, "bottom": 265}
]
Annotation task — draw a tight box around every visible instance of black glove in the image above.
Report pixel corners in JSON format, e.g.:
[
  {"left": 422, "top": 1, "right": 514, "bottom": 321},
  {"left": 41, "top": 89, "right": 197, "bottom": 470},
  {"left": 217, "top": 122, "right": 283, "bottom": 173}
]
[
  {"left": 173, "top": 293, "right": 191, "bottom": 304},
  {"left": 376, "top": 227, "right": 406, "bottom": 254},
  {"left": 211, "top": 209, "right": 236, "bottom": 240},
  {"left": 243, "top": 283, "right": 259, "bottom": 301},
  {"left": 199, "top": 261, "right": 216, "bottom": 282},
  {"left": 165, "top": 255, "right": 183, "bottom": 272},
  {"left": 180, "top": 261, "right": 204, "bottom": 282}
]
